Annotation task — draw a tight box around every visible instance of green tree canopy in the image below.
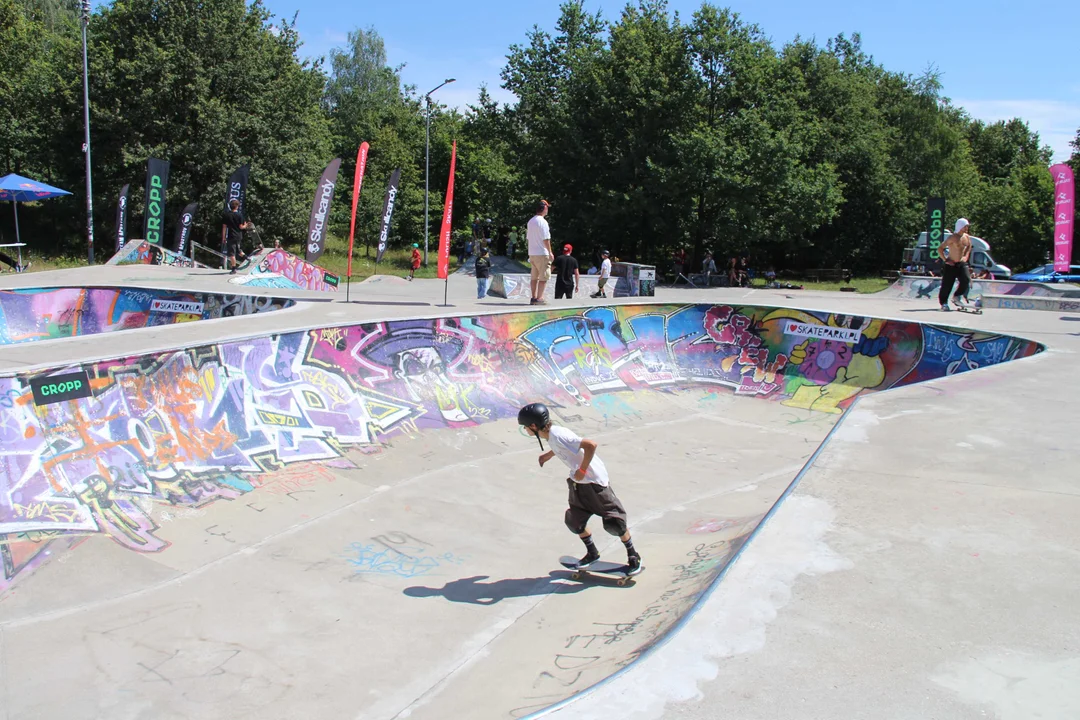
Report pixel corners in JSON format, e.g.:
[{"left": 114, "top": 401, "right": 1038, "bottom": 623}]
[{"left": 0, "top": 0, "right": 1063, "bottom": 274}]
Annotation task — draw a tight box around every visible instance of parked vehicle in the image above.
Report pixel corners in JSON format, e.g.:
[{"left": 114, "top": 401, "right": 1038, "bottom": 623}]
[
  {"left": 1011, "top": 264, "right": 1080, "bottom": 283},
  {"left": 902, "top": 232, "right": 1011, "bottom": 279}
]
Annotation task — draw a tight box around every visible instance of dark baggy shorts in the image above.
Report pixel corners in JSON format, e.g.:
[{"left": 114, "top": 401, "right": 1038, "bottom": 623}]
[{"left": 565, "top": 478, "right": 628, "bottom": 535}]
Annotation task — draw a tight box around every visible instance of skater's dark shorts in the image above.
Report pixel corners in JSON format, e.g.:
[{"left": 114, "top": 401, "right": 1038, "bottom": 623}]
[{"left": 565, "top": 478, "right": 628, "bottom": 536}]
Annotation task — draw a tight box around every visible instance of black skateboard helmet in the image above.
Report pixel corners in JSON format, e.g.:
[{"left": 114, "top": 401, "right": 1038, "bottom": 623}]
[
  {"left": 517, "top": 402, "right": 549, "bottom": 429},
  {"left": 518, "top": 402, "right": 550, "bottom": 451}
]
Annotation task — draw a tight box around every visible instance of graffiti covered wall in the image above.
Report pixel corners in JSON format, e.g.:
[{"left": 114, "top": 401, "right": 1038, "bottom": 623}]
[
  {"left": 0, "top": 304, "right": 1043, "bottom": 592},
  {"left": 106, "top": 240, "right": 198, "bottom": 268},
  {"left": 248, "top": 249, "right": 339, "bottom": 292},
  {"left": 882, "top": 276, "right": 1080, "bottom": 299},
  {"left": 0, "top": 287, "right": 294, "bottom": 345}
]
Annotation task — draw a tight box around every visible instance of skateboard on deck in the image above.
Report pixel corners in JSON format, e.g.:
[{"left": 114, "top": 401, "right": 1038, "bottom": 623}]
[
  {"left": 943, "top": 298, "right": 983, "bottom": 315},
  {"left": 956, "top": 297, "right": 984, "bottom": 314},
  {"left": 559, "top": 555, "right": 644, "bottom": 586},
  {"left": 235, "top": 252, "right": 258, "bottom": 271}
]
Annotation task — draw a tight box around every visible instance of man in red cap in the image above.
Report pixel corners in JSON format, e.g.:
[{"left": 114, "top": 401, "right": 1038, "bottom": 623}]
[{"left": 552, "top": 243, "right": 580, "bottom": 299}]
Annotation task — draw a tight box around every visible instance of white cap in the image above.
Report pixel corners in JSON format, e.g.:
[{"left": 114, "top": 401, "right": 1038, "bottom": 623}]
[{"left": 954, "top": 218, "right": 970, "bottom": 234}]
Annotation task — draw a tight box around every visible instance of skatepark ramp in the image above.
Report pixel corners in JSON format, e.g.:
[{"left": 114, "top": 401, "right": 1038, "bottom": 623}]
[
  {"left": 0, "top": 286, "right": 294, "bottom": 345},
  {"left": 880, "top": 275, "right": 1080, "bottom": 300},
  {"left": 979, "top": 295, "right": 1080, "bottom": 313},
  {"left": 0, "top": 302, "right": 1043, "bottom": 719}
]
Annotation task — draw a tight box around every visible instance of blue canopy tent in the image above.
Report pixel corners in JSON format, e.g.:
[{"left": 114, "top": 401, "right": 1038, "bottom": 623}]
[{"left": 0, "top": 173, "right": 72, "bottom": 271}]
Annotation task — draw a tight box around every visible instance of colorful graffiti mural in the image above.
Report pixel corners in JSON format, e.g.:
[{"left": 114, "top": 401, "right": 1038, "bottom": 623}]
[
  {"left": 229, "top": 273, "right": 303, "bottom": 290},
  {"left": 248, "top": 249, "right": 338, "bottom": 292},
  {"left": 106, "top": 240, "right": 198, "bottom": 268},
  {"left": 881, "top": 276, "right": 1080, "bottom": 300},
  {"left": 0, "top": 304, "right": 1043, "bottom": 592},
  {"left": 0, "top": 288, "right": 294, "bottom": 346}
]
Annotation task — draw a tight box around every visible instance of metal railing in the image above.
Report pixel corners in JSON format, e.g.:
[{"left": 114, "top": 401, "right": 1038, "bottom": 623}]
[{"left": 191, "top": 240, "right": 227, "bottom": 269}]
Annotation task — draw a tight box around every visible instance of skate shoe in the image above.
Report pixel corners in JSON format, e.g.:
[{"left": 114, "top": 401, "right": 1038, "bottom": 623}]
[{"left": 576, "top": 549, "right": 600, "bottom": 568}]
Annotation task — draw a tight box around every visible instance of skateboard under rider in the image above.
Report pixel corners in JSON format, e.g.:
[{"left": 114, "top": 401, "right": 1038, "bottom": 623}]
[{"left": 559, "top": 555, "right": 645, "bottom": 586}]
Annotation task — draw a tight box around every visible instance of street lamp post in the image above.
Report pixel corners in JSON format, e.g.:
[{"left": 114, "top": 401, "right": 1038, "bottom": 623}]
[
  {"left": 79, "top": 0, "right": 95, "bottom": 265},
  {"left": 423, "top": 77, "right": 455, "bottom": 266}
]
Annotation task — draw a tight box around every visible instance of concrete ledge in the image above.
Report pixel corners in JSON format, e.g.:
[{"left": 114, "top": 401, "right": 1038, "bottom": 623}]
[
  {"left": 489, "top": 273, "right": 608, "bottom": 300},
  {"left": 882, "top": 276, "right": 1080, "bottom": 299},
  {"left": 981, "top": 294, "right": 1080, "bottom": 312}
]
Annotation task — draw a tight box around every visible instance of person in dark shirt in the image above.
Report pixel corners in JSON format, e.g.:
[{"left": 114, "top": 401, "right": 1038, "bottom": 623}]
[
  {"left": 475, "top": 247, "right": 493, "bottom": 299},
  {"left": 221, "top": 198, "right": 252, "bottom": 273},
  {"left": 553, "top": 243, "right": 580, "bottom": 299}
]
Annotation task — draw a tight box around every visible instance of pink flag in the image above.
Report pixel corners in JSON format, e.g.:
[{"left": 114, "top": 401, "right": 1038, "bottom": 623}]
[{"left": 1050, "top": 163, "right": 1074, "bottom": 272}]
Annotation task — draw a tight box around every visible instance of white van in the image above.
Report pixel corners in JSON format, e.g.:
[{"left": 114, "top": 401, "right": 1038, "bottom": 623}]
[{"left": 904, "top": 232, "right": 1011, "bottom": 279}]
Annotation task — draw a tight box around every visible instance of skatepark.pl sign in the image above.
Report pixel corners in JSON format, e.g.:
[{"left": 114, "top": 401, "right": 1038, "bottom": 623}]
[
  {"left": 150, "top": 299, "right": 204, "bottom": 315},
  {"left": 29, "top": 370, "right": 92, "bottom": 407},
  {"left": 783, "top": 321, "right": 863, "bottom": 344}
]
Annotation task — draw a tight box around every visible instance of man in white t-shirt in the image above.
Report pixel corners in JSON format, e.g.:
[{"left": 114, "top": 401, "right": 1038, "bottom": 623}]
[
  {"left": 526, "top": 199, "right": 554, "bottom": 305},
  {"left": 590, "top": 249, "right": 612, "bottom": 298},
  {"left": 517, "top": 402, "right": 642, "bottom": 572}
]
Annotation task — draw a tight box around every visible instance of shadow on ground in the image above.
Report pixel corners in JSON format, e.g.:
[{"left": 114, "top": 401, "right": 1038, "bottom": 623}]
[{"left": 404, "top": 572, "right": 589, "bottom": 605}]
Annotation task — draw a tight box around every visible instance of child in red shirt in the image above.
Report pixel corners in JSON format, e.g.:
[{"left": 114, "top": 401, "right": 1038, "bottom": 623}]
[{"left": 409, "top": 243, "right": 421, "bottom": 281}]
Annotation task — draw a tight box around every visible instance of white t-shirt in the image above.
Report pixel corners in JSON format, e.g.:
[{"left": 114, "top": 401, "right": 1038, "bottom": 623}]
[
  {"left": 547, "top": 425, "right": 610, "bottom": 486},
  {"left": 599, "top": 258, "right": 612, "bottom": 278},
  {"left": 527, "top": 215, "right": 551, "bottom": 256}
]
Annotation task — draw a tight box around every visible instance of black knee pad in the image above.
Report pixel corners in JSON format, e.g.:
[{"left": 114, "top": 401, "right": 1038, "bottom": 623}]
[
  {"left": 565, "top": 510, "right": 587, "bottom": 535},
  {"left": 602, "top": 517, "right": 626, "bottom": 536}
]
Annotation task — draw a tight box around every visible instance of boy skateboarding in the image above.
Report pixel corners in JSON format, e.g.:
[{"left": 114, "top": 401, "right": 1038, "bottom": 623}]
[
  {"left": 518, "top": 403, "right": 642, "bottom": 572},
  {"left": 590, "top": 249, "right": 612, "bottom": 298}
]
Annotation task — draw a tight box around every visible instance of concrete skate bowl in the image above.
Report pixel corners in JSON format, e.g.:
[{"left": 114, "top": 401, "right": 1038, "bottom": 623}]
[
  {"left": 0, "top": 303, "right": 1043, "bottom": 719},
  {"left": 0, "top": 286, "right": 294, "bottom": 345},
  {"left": 880, "top": 275, "right": 1080, "bottom": 300}
]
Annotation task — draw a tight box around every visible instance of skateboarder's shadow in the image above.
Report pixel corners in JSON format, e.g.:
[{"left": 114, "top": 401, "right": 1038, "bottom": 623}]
[{"left": 404, "top": 572, "right": 588, "bottom": 605}]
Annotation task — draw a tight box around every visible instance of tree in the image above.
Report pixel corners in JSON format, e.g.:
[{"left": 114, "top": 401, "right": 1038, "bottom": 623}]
[
  {"left": 85, "top": 0, "right": 332, "bottom": 254},
  {"left": 1069, "top": 127, "right": 1080, "bottom": 175},
  {"left": 971, "top": 164, "right": 1054, "bottom": 270},
  {"left": 458, "top": 86, "right": 522, "bottom": 235},
  {"left": 0, "top": 0, "right": 82, "bottom": 245},
  {"left": 678, "top": 9, "right": 840, "bottom": 271},
  {"left": 502, "top": 0, "right": 608, "bottom": 255},
  {"left": 324, "top": 25, "right": 427, "bottom": 259},
  {"left": 3, "top": 0, "right": 1065, "bottom": 275},
  {"left": 967, "top": 118, "right": 1052, "bottom": 182}
]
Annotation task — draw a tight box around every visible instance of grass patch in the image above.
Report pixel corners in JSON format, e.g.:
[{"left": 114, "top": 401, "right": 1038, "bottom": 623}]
[
  {"left": 785, "top": 277, "right": 891, "bottom": 293},
  {"left": 3, "top": 255, "right": 86, "bottom": 273},
  {"left": 315, "top": 246, "right": 463, "bottom": 281},
  {"left": 9, "top": 233, "right": 463, "bottom": 281}
]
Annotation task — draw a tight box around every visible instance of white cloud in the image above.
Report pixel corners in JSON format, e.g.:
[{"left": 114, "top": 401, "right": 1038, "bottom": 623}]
[
  {"left": 323, "top": 28, "right": 348, "bottom": 45},
  {"left": 955, "top": 98, "right": 1079, "bottom": 162}
]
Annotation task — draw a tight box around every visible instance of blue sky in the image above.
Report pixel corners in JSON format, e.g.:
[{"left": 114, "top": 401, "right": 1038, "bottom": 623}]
[{"left": 262, "top": 0, "right": 1079, "bottom": 161}]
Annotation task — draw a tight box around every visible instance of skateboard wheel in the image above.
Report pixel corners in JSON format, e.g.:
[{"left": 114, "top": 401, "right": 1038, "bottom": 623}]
[
  {"left": 617, "top": 578, "right": 627, "bottom": 587},
  {"left": 571, "top": 572, "right": 581, "bottom": 581}
]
